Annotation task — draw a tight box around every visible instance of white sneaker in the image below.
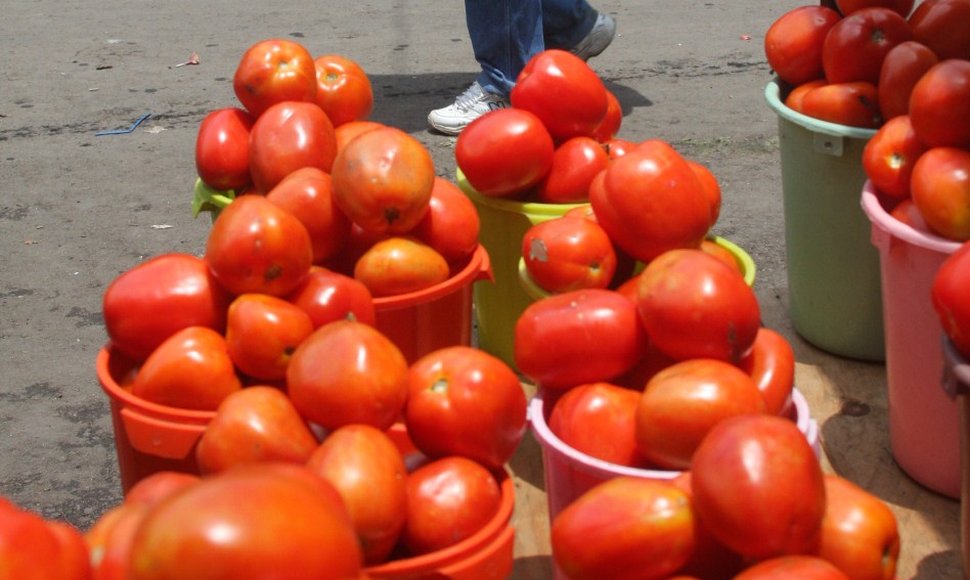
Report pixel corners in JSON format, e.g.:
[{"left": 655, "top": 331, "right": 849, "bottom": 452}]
[
  {"left": 570, "top": 13, "right": 616, "bottom": 61},
  {"left": 428, "top": 82, "right": 510, "bottom": 135}
]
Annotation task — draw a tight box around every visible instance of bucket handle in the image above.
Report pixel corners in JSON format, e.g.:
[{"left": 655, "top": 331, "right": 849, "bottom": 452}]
[
  {"left": 120, "top": 407, "right": 207, "bottom": 460},
  {"left": 475, "top": 247, "right": 495, "bottom": 283}
]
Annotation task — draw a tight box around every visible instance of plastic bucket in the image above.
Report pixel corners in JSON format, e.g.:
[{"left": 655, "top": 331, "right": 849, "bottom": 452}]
[
  {"left": 942, "top": 337, "right": 970, "bottom": 575},
  {"left": 456, "top": 170, "right": 587, "bottom": 368},
  {"left": 518, "top": 235, "right": 757, "bottom": 299},
  {"left": 373, "top": 243, "right": 493, "bottom": 364},
  {"left": 765, "top": 79, "right": 884, "bottom": 361},
  {"left": 861, "top": 182, "right": 962, "bottom": 497}
]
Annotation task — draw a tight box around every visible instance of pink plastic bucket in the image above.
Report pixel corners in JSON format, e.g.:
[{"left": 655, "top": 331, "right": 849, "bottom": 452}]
[{"left": 861, "top": 181, "right": 962, "bottom": 498}]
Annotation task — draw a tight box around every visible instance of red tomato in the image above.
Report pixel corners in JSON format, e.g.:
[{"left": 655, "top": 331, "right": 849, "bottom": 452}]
[
  {"left": 195, "top": 386, "right": 318, "bottom": 475},
  {"left": 635, "top": 358, "right": 766, "bottom": 470},
  {"left": 636, "top": 248, "right": 761, "bottom": 364},
  {"left": 86, "top": 502, "right": 148, "bottom": 580},
  {"left": 514, "top": 289, "right": 647, "bottom": 390},
  {"left": 195, "top": 107, "right": 254, "bottom": 192},
  {"left": 312, "top": 54, "right": 373, "bottom": 127},
  {"left": 590, "top": 139, "right": 711, "bottom": 263},
  {"left": 405, "top": 346, "right": 527, "bottom": 470},
  {"left": 334, "top": 119, "right": 384, "bottom": 152},
  {"left": 306, "top": 424, "right": 408, "bottom": 564},
  {"left": 877, "top": 41, "right": 939, "bottom": 120},
  {"left": 822, "top": 7, "right": 913, "bottom": 84},
  {"left": 287, "top": 320, "right": 409, "bottom": 431},
  {"left": 800, "top": 81, "right": 883, "bottom": 128},
  {"left": 551, "top": 477, "right": 695, "bottom": 580},
  {"left": 102, "top": 253, "right": 231, "bottom": 362},
  {"left": 510, "top": 49, "right": 608, "bottom": 142},
  {"left": 225, "top": 293, "right": 314, "bottom": 381},
  {"left": 610, "top": 341, "right": 679, "bottom": 390},
  {"left": 353, "top": 236, "right": 451, "bottom": 297},
  {"left": 285, "top": 266, "right": 376, "bottom": 328},
  {"left": 764, "top": 6, "right": 842, "bottom": 85},
  {"left": 522, "top": 216, "right": 617, "bottom": 293},
  {"left": 699, "top": 238, "right": 743, "bottom": 277},
  {"left": 862, "top": 115, "right": 928, "bottom": 199},
  {"left": 814, "top": 474, "right": 900, "bottom": 580},
  {"left": 401, "top": 457, "right": 503, "bottom": 555},
  {"left": 455, "top": 108, "right": 555, "bottom": 198},
  {"left": 932, "top": 241, "right": 970, "bottom": 357},
  {"left": 124, "top": 472, "right": 201, "bottom": 507},
  {"left": 536, "top": 136, "right": 610, "bottom": 203},
  {"left": 331, "top": 125, "right": 435, "bottom": 234},
  {"left": 691, "top": 414, "right": 826, "bottom": 560},
  {"left": 785, "top": 79, "right": 828, "bottom": 114},
  {"left": 911, "top": 146, "right": 970, "bottom": 240},
  {"left": 908, "top": 0, "right": 970, "bottom": 61},
  {"left": 548, "top": 382, "right": 645, "bottom": 467},
  {"left": 205, "top": 195, "right": 314, "bottom": 297},
  {"left": 686, "top": 159, "right": 722, "bottom": 227},
  {"left": 248, "top": 101, "right": 337, "bottom": 193},
  {"left": 591, "top": 88, "right": 622, "bottom": 143},
  {"left": 735, "top": 556, "right": 850, "bottom": 579},
  {"left": 836, "top": 0, "right": 914, "bottom": 16},
  {"left": 889, "top": 197, "right": 933, "bottom": 232},
  {"left": 669, "top": 472, "right": 747, "bottom": 579},
  {"left": 410, "top": 177, "right": 481, "bottom": 265},
  {"left": 604, "top": 137, "right": 636, "bottom": 161},
  {"left": 127, "top": 463, "right": 363, "bottom": 579},
  {"left": 908, "top": 59, "right": 970, "bottom": 149},
  {"left": 231, "top": 39, "right": 316, "bottom": 118},
  {"left": 265, "top": 167, "right": 352, "bottom": 265},
  {"left": 738, "top": 327, "right": 797, "bottom": 417},
  {"left": 0, "top": 500, "right": 92, "bottom": 580}
]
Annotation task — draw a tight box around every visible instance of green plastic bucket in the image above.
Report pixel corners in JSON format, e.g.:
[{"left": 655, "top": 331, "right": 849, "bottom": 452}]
[
  {"left": 765, "top": 80, "right": 884, "bottom": 361},
  {"left": 456, "top": 170, "right": 586, "bottom": 368}
]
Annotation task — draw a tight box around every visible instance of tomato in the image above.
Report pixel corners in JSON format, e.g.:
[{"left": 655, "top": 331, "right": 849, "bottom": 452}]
[
  {"left": 836, "top": 0, "right": 914, "bottom": 16},
  {"left": 194, "top": 386, "right": 318, "bottom": 475},
  {"left": 248, "top": 101, "right": 337, "bottom": 193},
  {"left": 536, "top": 136, "right": 610, "bottom": 203},
  {"left": 784, "top": 79, "right": 828, "bottom": 114},
  {"left": 822, "top": 7, "right": 913, "bottom": 84},
  {"left": 405, "top": 346, "right": 527, "bottom": 469},
  {"left": 735, "top": 556, "right": 851, "bottom": 579},
  {"left": 813, "top": 474, "right": 900, "bottom": 580},
  {"left": 548, "top": 382, "right": 645, "bottom": 467},
  {"left": 232, "top": 38, "right": 318, "bottom": 118},
  {"left": 691, "top": 414, "right": 826, "bottom": 560},
  {"left": 334, "top": 119, "right": 384, "bottom": 153},
  {"left": 604, "top": 137, "right": 636, "bottom": 161},
  {"left": 455, "top": 107, "right": 555, "bottom": 198},
  {"left": 551, "top": 477, "right": 695, "bottom": 580},
  {"left": 591, "top": 88, "right": 622, "bottom": 143},
  {"left": 195, "top": 107, "right": 254, "bottom": 192},
  {"left": 764, "top": 6, "right": 842, "bottom": 85},
  {"left": 353, "top": 236, "right": 451, "bottom": 297},
  {"left": 287, "top": 320, "right": 409, "bottom": 431},
  {"left": 102, "top": 253, "right": 231, "bottom": 362},
  {"left": 312, "top": 54, "right": 374, "bottom": 127},
  {"left": 888, "top": 197, "right": 933, "bottom": 232},
  {"left": 130, "top": 326, "right": 241, "bottom": 411},
  {"left": 205, "top": 194, "right": 313, "bottom": 297},
  {"left": 306, "top": 424, "right": 408, "bottom": 564},
  {"left": 738, "top": 327, "right": 797, "bottom": 417},
  {"left": 410, "top": 177, "right": 481, "bottom": 265},
  {"left": 634, "top": 358, "right": 765, "bottom": 470},
  {"left": 510, "top": 49, "right": 608, "bottom": 142},
  {"left": 911, "top": 146, "right": 970, "bottom": 240},
  {"left": 908, "top": 0, "right": 970, "bottom": 61},
  {"left": 128, "top": 463, "right": 362, "bottom": 579},
  {"left": 636, "top": 248, "right": 761, "bottom": 364},
  {"left": 590, "top": 139, "right": 711, "bottom": 263},
  {"left": 699, "top": 238, "right": 743, "bottom": 277},
  {"left": 877, "top": 41, "right": 939, "bottom": 120},
  {"left": 401, "top": 457, "right": 503, "bottom": 556},
  {"left": 862, "top": 115, "right": 928, "bottom": 199},
  {"left": 908, "top": 59, "right": 970, "bottom": 149},
  {"left": 522, "top": 216, "right": 617, "bottom": 293},
  {"left": 932, "top": 241, "right": 970, "bottom": 358},
  {"left": 124, "top": 472, "right": 201, "bottom": 507},
  {"left": 669, "top": 472, "right": 747, "bottom": 579},
  {"left": 224, "top": 293, "right": 313, "bottom": 381},
  {"left": 514, "top": 289, "right": 647, "bottom": 390},
  {"left": 611, "top": 341, "right": 678, "bottom": 390},
  {"left": 0, "top": 500, "right": 92, "bottom": 580},
  {"left": 686, "top": 160, "right": 722, "bottom": 227},
  {"left": 330, "top": 125, "right": 435, "bottom": 234},
  {"left": 800, "top": 81, "right": 883, "bottom": 128},
  {"left": 285, "top": 266, "right": 376, "bottom": 328},
  {"left": 87, "top": 502, "right": 148, "bottom": 580},
  {"left": 265, "top": 167, "right": 352, "bottom": 265}
]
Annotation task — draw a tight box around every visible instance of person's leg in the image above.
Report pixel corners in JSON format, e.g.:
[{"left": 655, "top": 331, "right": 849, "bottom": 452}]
[{"left": 542, "top": 0, "right": 615, "bottom": 61}]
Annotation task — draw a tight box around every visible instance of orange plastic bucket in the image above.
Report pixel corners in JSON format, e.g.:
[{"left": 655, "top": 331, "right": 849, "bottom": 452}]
[{"left": 373, "top": 243, "right": 493, "bottom": 364}]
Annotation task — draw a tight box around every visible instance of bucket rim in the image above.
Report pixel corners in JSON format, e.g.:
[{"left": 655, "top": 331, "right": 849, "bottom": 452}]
[
  {"left": 455, "top": 168, "right": 589, "bottom": 217},
  {"left": 764, "top": 78, "right": 877, "bottom": 140},
  {"left": 372, "top": 243, "right": 491, "bottom": 311},
  {"left": 860, "top": 181, "right": 963, "bottom": 254}
]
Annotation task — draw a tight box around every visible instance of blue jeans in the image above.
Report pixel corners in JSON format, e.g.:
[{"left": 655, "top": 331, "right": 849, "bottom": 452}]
[{"left": 465, "top": 0, "right": 598, "bottom": 96}]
